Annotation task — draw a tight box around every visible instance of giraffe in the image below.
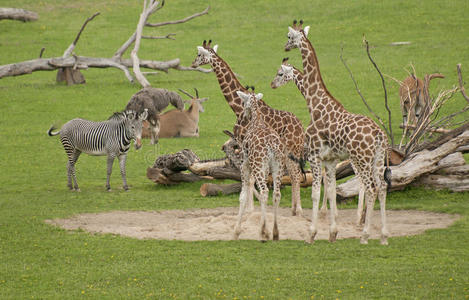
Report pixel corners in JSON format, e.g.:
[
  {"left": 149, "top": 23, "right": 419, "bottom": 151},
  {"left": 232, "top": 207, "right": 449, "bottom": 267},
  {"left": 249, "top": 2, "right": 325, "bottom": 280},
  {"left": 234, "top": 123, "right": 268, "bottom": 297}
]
[
  {"left": 233, "top": 89, "right": 286, "bottom": 241},
  {"left": 272, "top": 21, "right": 391, "bottom": 245},
  {"left": 191, "top": 40, "right": 305, "bottom": 216}
]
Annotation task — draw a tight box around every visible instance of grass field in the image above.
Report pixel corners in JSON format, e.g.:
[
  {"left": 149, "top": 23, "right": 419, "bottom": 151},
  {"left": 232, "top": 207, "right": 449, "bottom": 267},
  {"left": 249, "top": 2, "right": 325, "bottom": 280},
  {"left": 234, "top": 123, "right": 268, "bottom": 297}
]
[{"left": 1, "top": 0, "right": 469, "bottom": 298}]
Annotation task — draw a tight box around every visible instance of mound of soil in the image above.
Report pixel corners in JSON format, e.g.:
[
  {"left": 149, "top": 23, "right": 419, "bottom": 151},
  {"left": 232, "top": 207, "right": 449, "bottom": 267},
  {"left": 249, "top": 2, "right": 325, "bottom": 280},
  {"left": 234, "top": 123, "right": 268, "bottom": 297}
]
[{"left": 46, "top": 207, "right": 459, "bottom": 242}]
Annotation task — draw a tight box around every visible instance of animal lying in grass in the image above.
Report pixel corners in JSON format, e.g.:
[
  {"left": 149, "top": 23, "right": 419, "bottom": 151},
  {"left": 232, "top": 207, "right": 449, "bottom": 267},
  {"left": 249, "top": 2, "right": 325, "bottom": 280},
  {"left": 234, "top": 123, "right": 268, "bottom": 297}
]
[
  {"left": 143, "top": 88, "right": 208, "bottom": 138},
  {"left": 126, "top": 87, "right": 184, "bottom": 144},
  {"left": 48, "top": 109, "right": 148, "bottom": 191}
]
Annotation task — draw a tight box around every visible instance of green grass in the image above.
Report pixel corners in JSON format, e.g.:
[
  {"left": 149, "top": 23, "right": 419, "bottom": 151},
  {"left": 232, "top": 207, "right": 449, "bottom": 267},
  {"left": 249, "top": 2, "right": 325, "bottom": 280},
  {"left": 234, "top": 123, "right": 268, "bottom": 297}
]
[{"left": 1, "top": 0, "right": 469, "bottom": 298}]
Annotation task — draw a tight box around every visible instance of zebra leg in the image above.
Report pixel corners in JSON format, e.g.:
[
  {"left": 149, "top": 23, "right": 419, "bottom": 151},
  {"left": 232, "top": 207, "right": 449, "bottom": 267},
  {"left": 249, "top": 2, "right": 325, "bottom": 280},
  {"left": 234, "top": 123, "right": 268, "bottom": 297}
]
[
  {"left": 106, "top": 155, "right": 115, "bottom": 191},
  {"left": 67, "top": 150, "right": 81, "bottom": 191},
  {"left": 118, "top": 154, "right": 129, "bottom": 191}
]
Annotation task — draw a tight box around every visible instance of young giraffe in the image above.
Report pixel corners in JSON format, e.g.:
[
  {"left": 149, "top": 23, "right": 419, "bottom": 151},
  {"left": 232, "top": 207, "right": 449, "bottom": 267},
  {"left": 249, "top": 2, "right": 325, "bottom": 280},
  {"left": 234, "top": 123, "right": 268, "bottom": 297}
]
[
  {"left": 191, "top": 40, "right": 305, "bottom": 216},
  {"left": 272, "top": 21, "right": 391, "bottom": 245},
  {"left": 234, "top": 89, "right": 286, "bottom": 241}
]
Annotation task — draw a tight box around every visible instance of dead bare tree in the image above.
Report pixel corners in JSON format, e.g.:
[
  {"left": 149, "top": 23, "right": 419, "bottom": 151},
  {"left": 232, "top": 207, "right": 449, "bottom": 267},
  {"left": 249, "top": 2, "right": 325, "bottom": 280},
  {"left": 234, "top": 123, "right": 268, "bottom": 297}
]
[{"left": 0, "top": 1, "right": 210, "bottom": 86}]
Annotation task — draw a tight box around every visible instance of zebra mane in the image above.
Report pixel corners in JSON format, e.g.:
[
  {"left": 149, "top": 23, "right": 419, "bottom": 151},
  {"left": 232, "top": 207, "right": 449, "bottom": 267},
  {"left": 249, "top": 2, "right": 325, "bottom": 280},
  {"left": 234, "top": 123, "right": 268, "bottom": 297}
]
[{"left": 108, "top": 111, "right": 126, "bottom": 121}]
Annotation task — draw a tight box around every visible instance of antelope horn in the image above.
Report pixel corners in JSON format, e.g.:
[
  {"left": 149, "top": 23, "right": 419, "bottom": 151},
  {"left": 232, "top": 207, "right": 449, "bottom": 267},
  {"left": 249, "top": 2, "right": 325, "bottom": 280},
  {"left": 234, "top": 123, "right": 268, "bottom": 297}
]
[
  {"left": 194, "top": 88, "right": 199, "bottom": 98},
  {"left": 178, "top": 88, "right": 194, "bottom": 99}
]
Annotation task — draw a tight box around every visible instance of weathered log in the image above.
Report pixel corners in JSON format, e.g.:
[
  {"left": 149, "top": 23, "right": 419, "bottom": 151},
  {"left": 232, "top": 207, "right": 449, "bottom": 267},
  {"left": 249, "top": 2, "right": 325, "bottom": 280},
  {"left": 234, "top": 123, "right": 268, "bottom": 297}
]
[
  {"left": 0, "top": 8, "right": 38, "bottom": 22},
  {"left": 188, "top": 159, "right": 228, "bottom": 175},
  {"left": 146, "top": 167, "right": 204, "bottom": 185},
  {"left": 435, "top": 164, "right": 469, "bottom": 176},
  {"left": 413, "top": 174, "right": 469, "bottom": 192},
  {"left": 337, "top": 130, "right": 469, "bottom": 198},
  {"left": 56, "top": 67, "right": 85, "bottom": 85},
  {"left": 200, "top": 182, "right": 241, "bottom": 196},
  {"left": 154, "top": 149, "right": 199, "bottom": 172},
  {"left": 205, "top": 166, "right": 241, "bottom": 181}
]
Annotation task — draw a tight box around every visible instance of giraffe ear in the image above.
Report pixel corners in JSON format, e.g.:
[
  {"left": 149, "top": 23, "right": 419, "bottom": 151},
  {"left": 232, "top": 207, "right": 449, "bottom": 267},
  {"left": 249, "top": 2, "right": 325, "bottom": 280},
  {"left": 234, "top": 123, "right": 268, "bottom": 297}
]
[
  {"left": 213, "top": 45, "right": 218, "bottom": 53},
  {"left": 288, "top": 26, "right": 295, "bottom": 34},
  {"left": 255, "top": 93, "right": 263, "bottom": 100},
  {"left": 304, "top": 26, "right": 310, "bottom": 37}
]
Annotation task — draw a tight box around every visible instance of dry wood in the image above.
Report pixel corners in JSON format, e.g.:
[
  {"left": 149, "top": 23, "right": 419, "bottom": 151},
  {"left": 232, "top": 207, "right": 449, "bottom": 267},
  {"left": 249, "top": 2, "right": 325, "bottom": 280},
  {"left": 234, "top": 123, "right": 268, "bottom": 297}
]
[
  {"left": 0, "top": 3, "right": 210, "bottom": 85},
  {"left": 436, "top": 164, "right": 469, "bottom": 176},
  {"left": 200, "top": 182, "right": 241, "bottom": 197},
  {"left": 205, "top": 166, "right": 241, "bottom": 181},
  {"left": 147, "top": 167, "right": 203, "bottom": 185},
  {"left": 336, "top": 131, "right": 469, "bottom": 198},
  {"left": 0, "top": 8, "right": 38, "bottom": 22},
  {"left": 188, "top": 160, "right": 227, "bottom": 175},
  {"left": 399, "top": 124, "right": 450, "bottom": 134},
  {"left": 413, "top": 174, "right": 469, "bottom": 192}
]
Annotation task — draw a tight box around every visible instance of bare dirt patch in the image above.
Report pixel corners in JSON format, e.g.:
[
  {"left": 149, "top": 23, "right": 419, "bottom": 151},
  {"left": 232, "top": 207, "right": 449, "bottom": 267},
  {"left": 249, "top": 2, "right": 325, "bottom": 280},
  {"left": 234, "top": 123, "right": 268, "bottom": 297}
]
[{"left": 46, "top": 207, "right": 459, "bottom": 242}]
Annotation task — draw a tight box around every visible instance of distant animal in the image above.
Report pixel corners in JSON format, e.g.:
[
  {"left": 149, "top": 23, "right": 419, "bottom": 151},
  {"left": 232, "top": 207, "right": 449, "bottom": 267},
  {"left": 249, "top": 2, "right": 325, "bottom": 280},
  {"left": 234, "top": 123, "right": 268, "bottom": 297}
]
[
  {"left": 399, "top": 73, "right": 444, "bottom": 126},
  {"left": 125, "top": 87, "right": 185, "bottom": 144},
  {"left": 48, "top": 109, "right": 148, "bottom": 191},
  {"left": 155, "top": 88, "right": 209, "bottom": 138}
]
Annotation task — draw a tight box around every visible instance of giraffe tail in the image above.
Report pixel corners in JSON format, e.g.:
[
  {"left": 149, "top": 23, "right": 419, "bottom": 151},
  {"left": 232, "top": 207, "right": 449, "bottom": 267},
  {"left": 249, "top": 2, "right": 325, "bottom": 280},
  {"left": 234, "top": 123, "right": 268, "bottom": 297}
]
[
  {"left": 288, "top": 153, "right": 307, "bottom": 183},
  {"left": 384, "top": 146, "right": 392, "bottom": 191}
]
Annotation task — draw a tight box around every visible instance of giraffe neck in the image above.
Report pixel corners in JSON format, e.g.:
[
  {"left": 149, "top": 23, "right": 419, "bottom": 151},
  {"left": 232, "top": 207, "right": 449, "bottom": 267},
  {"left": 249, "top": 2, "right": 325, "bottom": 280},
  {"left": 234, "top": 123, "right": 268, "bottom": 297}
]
[
  {"left": 291, "top": 66, "right": 345, "bottom": 119},
  {"left": 210, "top": 54, "right": 245, "bottom": 119},
  {"left": 296, "top": 37, "right": 345, "bottom": 114}
]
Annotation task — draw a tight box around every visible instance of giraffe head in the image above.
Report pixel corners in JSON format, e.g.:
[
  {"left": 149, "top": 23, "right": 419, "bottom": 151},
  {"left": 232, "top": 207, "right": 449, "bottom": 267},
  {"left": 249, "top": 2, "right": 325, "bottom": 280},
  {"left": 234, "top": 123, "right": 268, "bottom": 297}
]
[
  {"left": 271, "top": 58, "right": 294, "bottom": 89},
  {"left": 191, "top": 40, "right": 219, "bottom": 67},
  {"left": 236, "top": 88, "right": 263, "bottom": 120},
  {"left": 284, "top": 20, "right": 310, "bottom": 51}
]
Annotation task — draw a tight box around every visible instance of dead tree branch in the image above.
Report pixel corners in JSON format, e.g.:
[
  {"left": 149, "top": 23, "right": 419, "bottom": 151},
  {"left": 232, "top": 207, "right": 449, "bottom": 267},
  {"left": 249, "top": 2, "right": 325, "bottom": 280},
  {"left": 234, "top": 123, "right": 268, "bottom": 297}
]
[
  {"left": 363, "top": 36, "right": 394, "bottom": 146},
  {"left": 340, "top": 45, "right": 392, "bottom": 144},
  {"left": 0, "top": 8, "right": 38, "bottom": 22},
  {"left": 146, "top": 6, "right": 210, "bottom": 27},
  {"left": 0, "top": 3, "right": 210, "bottom": 85}
]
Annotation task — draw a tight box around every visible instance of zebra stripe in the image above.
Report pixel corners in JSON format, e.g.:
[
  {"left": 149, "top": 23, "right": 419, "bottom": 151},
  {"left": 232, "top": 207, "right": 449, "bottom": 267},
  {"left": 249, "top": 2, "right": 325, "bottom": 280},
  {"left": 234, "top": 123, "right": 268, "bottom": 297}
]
[{"left": 49, "top": 110, "right": 147, "bottom": 191}]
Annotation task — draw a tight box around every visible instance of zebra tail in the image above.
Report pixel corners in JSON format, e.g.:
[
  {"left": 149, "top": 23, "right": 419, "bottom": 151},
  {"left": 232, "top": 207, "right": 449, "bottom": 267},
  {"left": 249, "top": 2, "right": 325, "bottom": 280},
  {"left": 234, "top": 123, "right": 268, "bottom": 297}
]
[
  {"left": 47, "top": 125, "right": 60, "bottom": 136},
  {"left": 288, "top": 153, "right": 307, "bottom": 183}
]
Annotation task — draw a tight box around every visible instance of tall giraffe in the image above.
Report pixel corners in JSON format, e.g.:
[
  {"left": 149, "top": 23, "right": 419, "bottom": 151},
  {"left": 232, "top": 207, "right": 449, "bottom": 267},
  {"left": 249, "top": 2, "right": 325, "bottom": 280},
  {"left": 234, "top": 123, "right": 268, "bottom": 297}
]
[
  {"left": 234, "top": 89, "right": 286, "bottom": 241},
  {"left": 191, "top": 40, "right": 305, "bottom": 216},
  {"left": 272, "top": 21, "right": 391, "bottom": 245}
]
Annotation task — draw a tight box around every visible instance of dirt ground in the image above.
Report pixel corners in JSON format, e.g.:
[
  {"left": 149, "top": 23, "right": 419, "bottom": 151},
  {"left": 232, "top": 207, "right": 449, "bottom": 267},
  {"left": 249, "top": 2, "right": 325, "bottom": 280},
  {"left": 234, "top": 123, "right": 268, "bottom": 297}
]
[{"left": 46, "top": 207, "right": 460, "bottom": 242}]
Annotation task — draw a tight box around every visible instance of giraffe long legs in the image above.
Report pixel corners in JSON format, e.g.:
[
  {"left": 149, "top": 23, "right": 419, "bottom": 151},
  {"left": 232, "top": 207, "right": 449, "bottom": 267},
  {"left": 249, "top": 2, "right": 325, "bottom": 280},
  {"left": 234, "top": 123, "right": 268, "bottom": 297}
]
[
  {"left": 234, "top": 161, "right": 251, "bottom": 240},
  {"left": 324, "top": 161, "right": 338, "bottom": 242},
  {"left": 308, "top": 158, "right": 322, "bottom": 244},
  {"left": 286, "top": 159, "right": 302, "bottom": 216}
]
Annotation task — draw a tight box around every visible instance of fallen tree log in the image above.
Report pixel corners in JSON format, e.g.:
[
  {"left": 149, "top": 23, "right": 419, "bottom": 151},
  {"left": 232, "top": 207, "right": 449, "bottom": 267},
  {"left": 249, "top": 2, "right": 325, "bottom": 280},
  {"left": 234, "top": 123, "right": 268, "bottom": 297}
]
[
  {"left": 200, "top": 182, "right": 241, "bottom": 196},
  {"left": 336, "top": 130, "right": 469, "bottom": 198},
  {"left": 413, "top": 174, "right": 469, "bottom": 192},
  {"left": 0, "top": 8, "right": 38, "bottom": 22}
]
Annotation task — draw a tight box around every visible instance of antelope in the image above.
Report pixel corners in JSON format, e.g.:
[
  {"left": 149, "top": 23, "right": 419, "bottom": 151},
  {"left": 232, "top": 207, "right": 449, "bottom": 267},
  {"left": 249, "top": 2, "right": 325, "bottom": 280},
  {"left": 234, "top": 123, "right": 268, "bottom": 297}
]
[{"left": 156, "top": 88, "right": 209, "bottom": 138}]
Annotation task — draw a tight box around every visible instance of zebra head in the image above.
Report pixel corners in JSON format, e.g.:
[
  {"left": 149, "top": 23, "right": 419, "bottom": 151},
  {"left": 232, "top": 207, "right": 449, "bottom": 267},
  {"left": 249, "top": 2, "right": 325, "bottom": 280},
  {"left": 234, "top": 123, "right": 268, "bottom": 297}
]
[{"left": 125, "top": 108, "right": 148, "bottom": 150}]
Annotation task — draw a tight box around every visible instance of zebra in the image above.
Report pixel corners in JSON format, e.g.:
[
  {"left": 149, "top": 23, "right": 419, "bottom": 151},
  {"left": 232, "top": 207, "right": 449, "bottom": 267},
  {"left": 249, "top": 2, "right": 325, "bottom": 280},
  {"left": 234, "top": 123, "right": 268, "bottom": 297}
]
[{"left": 48, "top": 109, "right": 148, "bottom": 191}]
